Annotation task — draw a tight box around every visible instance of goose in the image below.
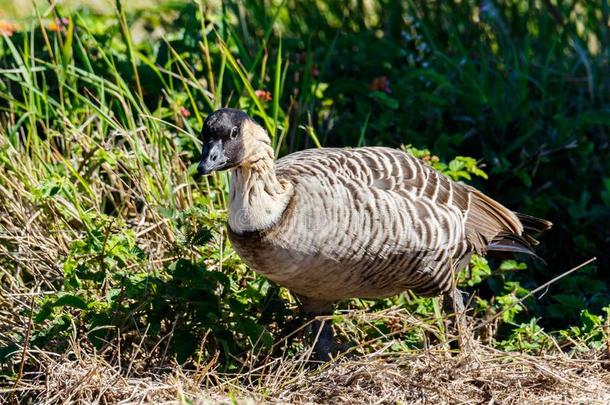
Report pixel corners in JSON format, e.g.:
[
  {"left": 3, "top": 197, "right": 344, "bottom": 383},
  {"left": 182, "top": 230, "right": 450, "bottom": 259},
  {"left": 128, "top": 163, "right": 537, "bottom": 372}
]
[{"left": 196, "top": 108, "right": 551, "bottom": 360}]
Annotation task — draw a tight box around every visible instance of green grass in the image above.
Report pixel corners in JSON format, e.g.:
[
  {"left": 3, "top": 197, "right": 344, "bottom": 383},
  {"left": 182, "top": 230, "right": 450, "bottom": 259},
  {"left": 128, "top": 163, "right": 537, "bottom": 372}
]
[{"left": 1, "top": 1, "right": 609, "bottom": 399}]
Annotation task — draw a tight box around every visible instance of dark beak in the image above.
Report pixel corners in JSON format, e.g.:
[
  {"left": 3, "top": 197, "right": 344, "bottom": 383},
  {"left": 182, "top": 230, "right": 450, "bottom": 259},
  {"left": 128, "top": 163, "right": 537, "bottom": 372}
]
[{"left": 196, "top": 139, "right": 227, "bottom": 177}]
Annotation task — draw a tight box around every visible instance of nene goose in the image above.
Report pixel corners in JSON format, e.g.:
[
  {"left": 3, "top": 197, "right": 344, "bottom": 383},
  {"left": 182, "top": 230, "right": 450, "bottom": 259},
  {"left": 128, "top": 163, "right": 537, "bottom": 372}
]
[{"left": 197, "top": 108, "right": 551, "bottom": 360}]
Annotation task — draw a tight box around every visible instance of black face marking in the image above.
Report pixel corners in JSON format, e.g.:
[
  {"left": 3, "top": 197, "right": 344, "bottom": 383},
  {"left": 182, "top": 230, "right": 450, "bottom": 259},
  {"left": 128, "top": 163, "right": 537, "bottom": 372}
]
[
  {"left": 197, "top": 109, "right": 249, "bottom": 175},
  {"left": 202, "top": 108, "right": 249, "bottom": 142}
]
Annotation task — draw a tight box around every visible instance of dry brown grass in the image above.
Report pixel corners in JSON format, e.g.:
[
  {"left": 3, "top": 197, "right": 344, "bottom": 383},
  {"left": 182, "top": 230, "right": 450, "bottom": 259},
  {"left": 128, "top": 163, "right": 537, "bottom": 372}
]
[
  {"left": 3, "top": 339, "right": 610, "bottom": 404},
  {"left": 2, "top": 166, "right": 610, "bottom": 404}
]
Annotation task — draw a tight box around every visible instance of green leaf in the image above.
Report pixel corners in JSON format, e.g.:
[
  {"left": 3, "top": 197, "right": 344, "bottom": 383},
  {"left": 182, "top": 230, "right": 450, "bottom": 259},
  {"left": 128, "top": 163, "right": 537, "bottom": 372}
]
[
  {"left": 369, "top": 91, "right": 399, "bottom": 109},
  {"left": 580, "top": 310, "right": 601, "bottom": 333},
  {"left": 499, "top": 260, "right": 527, "bottom": 271},
  {"left": 35, "top": 301, "right": 55, "bottom": 324},
  {"left": 53, "top": 294, "right": 88, "bottom": 310}
]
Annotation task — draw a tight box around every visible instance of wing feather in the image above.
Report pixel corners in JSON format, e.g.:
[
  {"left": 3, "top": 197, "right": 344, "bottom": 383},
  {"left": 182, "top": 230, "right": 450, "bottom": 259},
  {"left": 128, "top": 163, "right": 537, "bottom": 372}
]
[{"left": 276, "top": 146, "right": 549, "bottom": 259}]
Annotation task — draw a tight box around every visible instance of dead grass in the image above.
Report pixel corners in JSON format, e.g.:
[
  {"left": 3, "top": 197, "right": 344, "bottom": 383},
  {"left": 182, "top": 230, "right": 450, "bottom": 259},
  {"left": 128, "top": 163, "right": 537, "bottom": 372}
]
[
  {"left": 3, "top": 340, "right": 610, "bottom": 404},
  {"left": 2, "top": 175, "right": 610, "bottom": 404}
]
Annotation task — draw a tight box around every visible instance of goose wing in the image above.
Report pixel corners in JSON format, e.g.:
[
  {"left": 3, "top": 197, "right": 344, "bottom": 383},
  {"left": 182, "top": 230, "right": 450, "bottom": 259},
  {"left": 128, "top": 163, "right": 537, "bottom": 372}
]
[{"left": 277, "top": 146, "right": 541, "bottom": 256}]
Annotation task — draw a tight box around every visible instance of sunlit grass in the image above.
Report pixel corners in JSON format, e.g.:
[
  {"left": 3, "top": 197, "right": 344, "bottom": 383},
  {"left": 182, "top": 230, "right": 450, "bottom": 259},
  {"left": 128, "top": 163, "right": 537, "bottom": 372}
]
[{"left": 0, "top": 0, "right": 183, "bottom": 19}]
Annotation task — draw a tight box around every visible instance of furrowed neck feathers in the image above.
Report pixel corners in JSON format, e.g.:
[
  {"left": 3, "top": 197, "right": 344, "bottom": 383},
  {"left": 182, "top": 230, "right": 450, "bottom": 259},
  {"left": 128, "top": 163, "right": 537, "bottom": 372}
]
[{"left": 228, "top": 122, "right": 293, "bottom": 234}]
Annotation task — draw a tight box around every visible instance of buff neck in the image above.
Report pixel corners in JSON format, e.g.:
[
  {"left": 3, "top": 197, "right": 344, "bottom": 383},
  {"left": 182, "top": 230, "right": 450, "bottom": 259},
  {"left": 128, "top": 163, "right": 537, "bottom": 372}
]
[{"left": 228, "top": 142, "right": 293, "bottom": 234}]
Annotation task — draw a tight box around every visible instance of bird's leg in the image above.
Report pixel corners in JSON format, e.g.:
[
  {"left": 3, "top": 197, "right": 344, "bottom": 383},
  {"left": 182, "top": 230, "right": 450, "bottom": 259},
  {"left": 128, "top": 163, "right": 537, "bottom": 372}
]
[
  {"left": 442, "top": 288, "right": 471, "bottom": 353},
  {"left": 308, "top": 318, "right": 335, "bottom": 361},
  {"left": 298, "top": 297, "right": 337, "bottom": 361}
]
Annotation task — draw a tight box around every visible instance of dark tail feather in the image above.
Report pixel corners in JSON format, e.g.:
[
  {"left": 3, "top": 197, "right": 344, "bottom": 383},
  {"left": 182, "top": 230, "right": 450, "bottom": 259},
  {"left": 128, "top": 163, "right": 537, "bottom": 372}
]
[
  {"left": 488, "top": 233, "right": 539, "bottom": 256},
  {"left": 487, "top": 212, "right": 552, "bottom": 262},
  {"left": 515, "top": 212, "right": 553, "bottom": 247},
  {"left": 516, "top": 212, "right": 553, "bottom": 233}
]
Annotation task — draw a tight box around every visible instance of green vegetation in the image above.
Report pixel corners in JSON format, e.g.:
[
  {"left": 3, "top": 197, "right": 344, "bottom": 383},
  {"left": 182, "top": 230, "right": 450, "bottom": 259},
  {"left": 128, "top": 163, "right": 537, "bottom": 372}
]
[{"left": 1, "top": 0, "right": 609, "bottom": 398}]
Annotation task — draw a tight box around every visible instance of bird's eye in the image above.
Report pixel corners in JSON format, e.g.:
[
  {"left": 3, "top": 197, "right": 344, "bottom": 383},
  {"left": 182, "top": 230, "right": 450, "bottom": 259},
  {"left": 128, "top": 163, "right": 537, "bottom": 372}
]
[{"left": 230, "top": 126, "right": 238, "bottom": 139}]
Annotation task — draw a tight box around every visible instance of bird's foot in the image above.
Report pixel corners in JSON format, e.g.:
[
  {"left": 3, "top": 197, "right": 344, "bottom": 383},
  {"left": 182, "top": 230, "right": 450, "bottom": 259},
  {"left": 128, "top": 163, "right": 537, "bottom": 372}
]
[
  {"left": 442, "top": 289, "right": 473, "bottom": 355},
  {"left": 306, "top": 318, "right": 350, "bottom": 362}
]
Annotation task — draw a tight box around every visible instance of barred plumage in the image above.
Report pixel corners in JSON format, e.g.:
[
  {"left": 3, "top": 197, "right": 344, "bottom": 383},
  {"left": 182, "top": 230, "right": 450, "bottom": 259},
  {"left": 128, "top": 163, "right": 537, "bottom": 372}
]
[
  {"left": 197, "top": 108, "right": 551, "bottom": 358},
  {"left": 228, "top": 146, "right": 529, "bottom": 300}
]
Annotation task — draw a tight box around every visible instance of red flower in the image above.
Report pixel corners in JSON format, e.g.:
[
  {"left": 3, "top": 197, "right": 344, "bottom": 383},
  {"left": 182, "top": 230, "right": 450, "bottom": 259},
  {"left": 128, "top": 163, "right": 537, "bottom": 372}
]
[
  {"left": 254, "top": 90, "right": 272, "bottom": 102},
  {"left": 0, "top": 20, "right": 18, "bottom": 36},
  {"left": 368, "top": 76, "right": 392, "bottom": 94},
  {"left": 179, "top": 107, "right": 191, "bottom": 118}
]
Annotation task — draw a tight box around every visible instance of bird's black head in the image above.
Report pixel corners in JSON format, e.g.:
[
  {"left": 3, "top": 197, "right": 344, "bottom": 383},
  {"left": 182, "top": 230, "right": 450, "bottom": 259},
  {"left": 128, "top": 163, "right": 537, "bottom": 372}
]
[{"left": 197, "top": 108, "right": 250, "bottom": 175}]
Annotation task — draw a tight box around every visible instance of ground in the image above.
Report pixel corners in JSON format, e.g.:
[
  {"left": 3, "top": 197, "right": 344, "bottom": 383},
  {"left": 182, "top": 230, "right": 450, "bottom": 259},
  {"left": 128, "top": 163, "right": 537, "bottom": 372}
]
[{"left": 7, "top": 338, "right": 610, "bottom": 404}]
